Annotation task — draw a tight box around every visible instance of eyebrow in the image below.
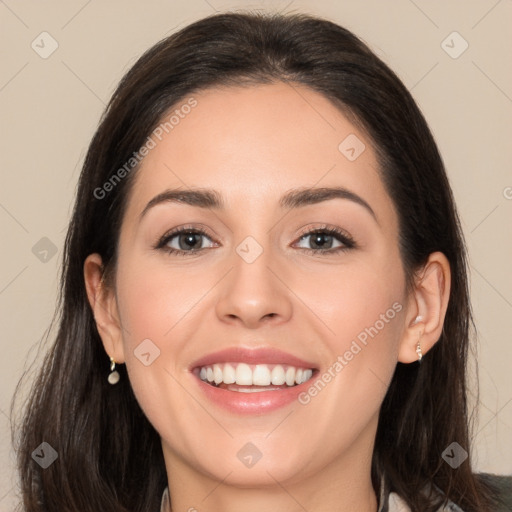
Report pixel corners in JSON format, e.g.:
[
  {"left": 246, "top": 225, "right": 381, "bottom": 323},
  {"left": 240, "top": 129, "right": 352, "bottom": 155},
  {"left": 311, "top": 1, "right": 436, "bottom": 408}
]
[{"left": 138, "top": 186, "right": 378, "bottom": 224}]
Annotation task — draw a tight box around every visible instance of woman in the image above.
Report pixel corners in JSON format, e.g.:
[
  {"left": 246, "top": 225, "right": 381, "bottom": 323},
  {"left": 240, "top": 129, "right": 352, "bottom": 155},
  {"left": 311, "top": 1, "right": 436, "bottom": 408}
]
[{"left": 13, "top": 10, "right": 506, "bottom": 512}]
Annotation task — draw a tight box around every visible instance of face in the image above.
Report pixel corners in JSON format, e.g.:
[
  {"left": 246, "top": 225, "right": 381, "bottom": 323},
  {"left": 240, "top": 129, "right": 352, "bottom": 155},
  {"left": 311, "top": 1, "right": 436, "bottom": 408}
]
[{"left": 106, "top": 82, "right": 409, "bottom": 488}]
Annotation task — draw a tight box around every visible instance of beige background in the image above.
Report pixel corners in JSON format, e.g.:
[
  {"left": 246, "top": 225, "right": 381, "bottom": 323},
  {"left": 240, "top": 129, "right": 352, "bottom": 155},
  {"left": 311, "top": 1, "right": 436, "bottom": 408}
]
[{"left": 1, "top": 0, "right": 511, "bottom": 509}]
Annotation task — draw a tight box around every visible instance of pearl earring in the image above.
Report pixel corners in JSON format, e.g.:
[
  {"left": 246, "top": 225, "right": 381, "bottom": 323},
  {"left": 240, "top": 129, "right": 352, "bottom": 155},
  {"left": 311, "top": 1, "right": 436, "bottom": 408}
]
[
  {"left": 108, "top": 356, "right": 120, "bottom": 385},
  {"left": 416, "top": 332, "right": 423, "bottom": 363}
]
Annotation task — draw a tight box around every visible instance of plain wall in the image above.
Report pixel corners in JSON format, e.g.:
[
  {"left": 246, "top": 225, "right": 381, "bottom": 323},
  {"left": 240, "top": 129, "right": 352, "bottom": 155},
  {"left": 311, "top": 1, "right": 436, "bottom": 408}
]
[{"left": 1, "top": 0, "right": 511, "bottom": 509}]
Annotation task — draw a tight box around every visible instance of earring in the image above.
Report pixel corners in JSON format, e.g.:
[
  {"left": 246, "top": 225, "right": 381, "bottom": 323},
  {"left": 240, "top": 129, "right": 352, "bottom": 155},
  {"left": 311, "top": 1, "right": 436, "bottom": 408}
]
[
  {"left": 416, "top": 332, "right": 423, "bottom": 363},
  {"left": 108, "top": 356, "right": 120, "bottom": 385}
]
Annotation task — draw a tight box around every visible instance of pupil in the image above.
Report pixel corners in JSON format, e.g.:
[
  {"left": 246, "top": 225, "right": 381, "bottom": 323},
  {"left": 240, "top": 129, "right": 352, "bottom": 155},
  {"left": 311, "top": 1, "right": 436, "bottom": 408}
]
[
  {"left": 312, "top": 233, "right": 332, "bottom": 249},
  {"left": 180, "top": 233, "right": 200, "bottom": 250}
]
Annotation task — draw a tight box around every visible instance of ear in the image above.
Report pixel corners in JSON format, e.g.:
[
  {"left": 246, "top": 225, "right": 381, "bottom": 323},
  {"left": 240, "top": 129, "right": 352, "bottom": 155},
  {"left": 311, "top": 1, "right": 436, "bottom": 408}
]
[
  {"left": 398, "top": 251, "right": 451, "bottom": 363},
  {"left": 83, "top": 253, "right": 125, "bottom": 364}
]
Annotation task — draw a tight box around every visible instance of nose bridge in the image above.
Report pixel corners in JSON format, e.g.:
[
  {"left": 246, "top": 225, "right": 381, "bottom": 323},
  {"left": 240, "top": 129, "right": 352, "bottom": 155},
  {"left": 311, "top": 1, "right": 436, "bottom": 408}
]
[{"left": 214, "top": 230, "right": 293, "bottom": 327}]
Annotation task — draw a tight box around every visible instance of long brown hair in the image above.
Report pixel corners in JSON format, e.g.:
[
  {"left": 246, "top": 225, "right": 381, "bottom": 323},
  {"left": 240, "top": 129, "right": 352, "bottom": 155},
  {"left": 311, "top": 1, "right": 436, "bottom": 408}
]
[{"left": 12, "top": 11, "right": 501, "bottom": 512}]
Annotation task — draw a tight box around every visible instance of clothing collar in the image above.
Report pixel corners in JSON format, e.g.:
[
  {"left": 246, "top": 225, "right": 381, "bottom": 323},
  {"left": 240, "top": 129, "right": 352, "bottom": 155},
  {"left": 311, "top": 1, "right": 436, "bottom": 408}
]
[{"left": 377, "top": 473, "right": 465, "bottom": 512}]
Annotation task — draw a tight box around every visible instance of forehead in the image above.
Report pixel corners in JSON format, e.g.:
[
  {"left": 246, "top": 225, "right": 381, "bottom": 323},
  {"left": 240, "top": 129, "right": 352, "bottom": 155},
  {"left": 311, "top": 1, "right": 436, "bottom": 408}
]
[{"left": 123, "top": 82, "right": 396, "bottom": 226}]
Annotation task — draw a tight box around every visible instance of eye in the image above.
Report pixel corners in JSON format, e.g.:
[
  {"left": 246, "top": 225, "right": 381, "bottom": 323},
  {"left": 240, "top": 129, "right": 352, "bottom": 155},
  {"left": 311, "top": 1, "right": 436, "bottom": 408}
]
[
  {"left": 154, "top": 223, "right": 356, "bottom": 257},
  {"left": 293, "top": 225, "right": 356, "bottom": 255},
  {"left": 155, "top": 225, "right": 217, "bottom": 256}
]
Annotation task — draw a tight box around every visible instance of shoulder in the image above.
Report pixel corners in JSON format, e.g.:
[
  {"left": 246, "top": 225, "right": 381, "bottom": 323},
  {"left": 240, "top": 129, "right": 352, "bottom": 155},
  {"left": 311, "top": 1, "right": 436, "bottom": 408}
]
[
  {"left": 384, "top": 473, "right": 512, "bottom": 512},
  {"left": 477, "top": 473, "right": 512, "bottom": 512}
]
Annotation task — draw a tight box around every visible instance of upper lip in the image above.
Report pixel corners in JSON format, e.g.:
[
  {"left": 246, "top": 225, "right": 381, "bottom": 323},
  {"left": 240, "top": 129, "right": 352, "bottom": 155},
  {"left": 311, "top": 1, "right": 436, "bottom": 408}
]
[{"left": 190, "top": 346, "right": 318, "bottom": 370}]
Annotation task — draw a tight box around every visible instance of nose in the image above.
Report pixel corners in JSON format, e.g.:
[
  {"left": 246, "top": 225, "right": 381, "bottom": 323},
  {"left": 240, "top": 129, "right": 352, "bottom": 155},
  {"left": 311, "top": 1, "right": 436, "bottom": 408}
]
[{"left": 215, "top": 246, "right": 293, "bottom": 329}]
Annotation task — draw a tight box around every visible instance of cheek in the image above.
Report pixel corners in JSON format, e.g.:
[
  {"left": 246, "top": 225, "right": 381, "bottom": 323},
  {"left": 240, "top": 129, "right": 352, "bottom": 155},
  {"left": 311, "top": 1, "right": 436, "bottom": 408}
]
[
  {"left": 112, "top": 257, "right": 220, "bottom": 437},
  {"left": 293, "top": 256, "right": 405, "bottom": 426},
  {"left": 300, "top": 255, "right": 405, "bottom": 353},
  {"left": 115, "top": 258, "right": 206, "bottom": 349}
]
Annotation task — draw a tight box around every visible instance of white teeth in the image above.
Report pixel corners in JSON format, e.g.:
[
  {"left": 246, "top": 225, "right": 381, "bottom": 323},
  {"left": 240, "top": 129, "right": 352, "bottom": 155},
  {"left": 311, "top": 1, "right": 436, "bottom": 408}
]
[
  {"left": 213, "top": 364, "right": 223, "bottom": 385},
  {"left": 197, "top": 362, "right": 314, "bottom": 388},
  {"left": 303, "top": 369, "right": 313, "bottom": 383},
  {"left": 285, "top": 366, "right": 296, "bottom": 386},
  {"left": 229, "top": 385, "right": 283, "bottom": 393},
  {"left": 235, "top": 363, "right": 253, "bottom": 385},
  {"left": 252, "top": 365, "right": 271, "bottom": 386},
  {"left": 271, "top": 365, "right": 286, "bottom": 385},
  {"left": 223, "top": 363, "right": 236, "bottom": 384}
]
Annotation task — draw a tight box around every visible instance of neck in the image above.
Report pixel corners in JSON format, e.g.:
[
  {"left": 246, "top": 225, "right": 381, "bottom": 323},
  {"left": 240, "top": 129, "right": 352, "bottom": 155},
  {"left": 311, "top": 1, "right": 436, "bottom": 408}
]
[{"left": 162, "top": 423, "right": 379, "bottom": 512}]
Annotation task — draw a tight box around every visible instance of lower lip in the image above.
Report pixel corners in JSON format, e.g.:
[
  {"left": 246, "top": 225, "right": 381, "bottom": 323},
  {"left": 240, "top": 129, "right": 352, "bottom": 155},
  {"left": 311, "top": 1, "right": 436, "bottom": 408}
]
[{"left": 193, "top": 374, "right": 314, "bottom": 414}]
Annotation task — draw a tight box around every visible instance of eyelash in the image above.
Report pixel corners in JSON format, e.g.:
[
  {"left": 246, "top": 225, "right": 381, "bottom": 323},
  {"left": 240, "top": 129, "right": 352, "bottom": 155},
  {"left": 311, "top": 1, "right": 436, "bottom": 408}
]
[{"left": 154, "top": 224, "right": 357, "bottom": 257}]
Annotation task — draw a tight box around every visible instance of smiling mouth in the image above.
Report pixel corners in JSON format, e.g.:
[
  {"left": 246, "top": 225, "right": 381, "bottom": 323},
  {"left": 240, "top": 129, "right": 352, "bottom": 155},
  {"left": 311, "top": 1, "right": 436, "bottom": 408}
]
[{"left": 194, "top": 362, "right": 315, "bottom": 392}]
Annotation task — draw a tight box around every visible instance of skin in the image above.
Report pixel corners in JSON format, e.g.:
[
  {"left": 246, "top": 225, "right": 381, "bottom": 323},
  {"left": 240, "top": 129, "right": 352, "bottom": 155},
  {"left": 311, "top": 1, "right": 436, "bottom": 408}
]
[{"left": 84, "top": 82, "right": 451, "bottom": 512}]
